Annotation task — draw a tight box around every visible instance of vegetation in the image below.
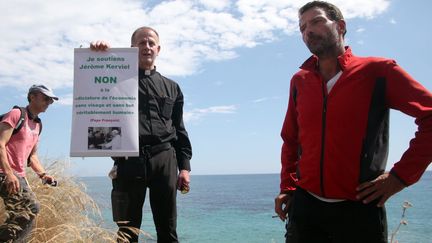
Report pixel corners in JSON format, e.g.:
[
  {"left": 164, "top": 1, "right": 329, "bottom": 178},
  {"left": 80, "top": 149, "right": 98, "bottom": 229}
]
[
  {"left": 390, "top": 201, "right": 413, "bottom": 243},
  {"left": 0, "top": 160, "right": 118, "bottom": 242}
]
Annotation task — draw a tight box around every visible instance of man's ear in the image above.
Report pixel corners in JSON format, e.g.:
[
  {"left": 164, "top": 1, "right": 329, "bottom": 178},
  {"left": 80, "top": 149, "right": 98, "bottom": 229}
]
[
  {"left": 29, "top": 93, "right": 36, "bottom": 102},
  {"left": 337, "top": 19, "right": 346, "bottom": 35}
]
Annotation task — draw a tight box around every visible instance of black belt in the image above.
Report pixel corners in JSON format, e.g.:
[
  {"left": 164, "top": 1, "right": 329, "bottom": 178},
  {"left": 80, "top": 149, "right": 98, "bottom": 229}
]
[
  {"left": 141, "top": 142, "right": 172, "bottom": 156},
  {"left": 111, "top": 142, "right": 172, "bottom": 163}
]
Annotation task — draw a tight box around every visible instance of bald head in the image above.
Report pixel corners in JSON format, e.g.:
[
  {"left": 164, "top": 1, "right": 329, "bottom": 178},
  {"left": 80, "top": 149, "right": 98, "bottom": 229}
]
[{"left": 131, "top": 26, "right": 159, "bottom": 45}]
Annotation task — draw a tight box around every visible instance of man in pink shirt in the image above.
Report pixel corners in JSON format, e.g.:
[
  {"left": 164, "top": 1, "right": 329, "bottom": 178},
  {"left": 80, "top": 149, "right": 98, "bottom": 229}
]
[{"left": 0, "top": 84, "right": 58, "bottom": 242}]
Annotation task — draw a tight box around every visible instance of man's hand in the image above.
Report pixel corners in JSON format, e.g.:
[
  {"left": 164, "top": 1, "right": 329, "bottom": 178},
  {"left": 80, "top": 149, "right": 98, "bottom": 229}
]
[
  {"left": 41, "top": 174, "right": 56, "bottom": 186},
  {"left": 5, "top": 173, "right": 19, "bottom": 194},
  {"left": 274, "top": 193, "right": 292, "bottom": 221},
  {"left": 90, "top": 40, "right": 111, "bottom": 51},
  {"left": 177, "top": 170, "right": 190, "bottom": 193},
  {"left": 356, "top": 172, "right": 405, "bottom": 207}
]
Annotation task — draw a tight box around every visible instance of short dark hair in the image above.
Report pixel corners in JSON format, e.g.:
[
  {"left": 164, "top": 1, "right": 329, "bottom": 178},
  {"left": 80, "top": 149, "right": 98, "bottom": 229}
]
[
  {"left": 130, "top": 26, "right": 159, "bottom": 45},
  {"left": 27, "top": 91, "right": 37, "bottom": 102},
  {"left": 299, "top": 1, "right": 346, "bottom": 36}
]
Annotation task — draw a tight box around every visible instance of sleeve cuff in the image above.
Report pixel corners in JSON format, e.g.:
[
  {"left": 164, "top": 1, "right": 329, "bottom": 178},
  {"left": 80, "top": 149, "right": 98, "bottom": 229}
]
[
  {"left": 280, "top": 189, "right": 295, "bottom": 195},
  {"left": 390, "top": 169, "right": 409, "bottom": 186},
  {"left": 178, "top": 159, "right": 191, "bottom": 171}
]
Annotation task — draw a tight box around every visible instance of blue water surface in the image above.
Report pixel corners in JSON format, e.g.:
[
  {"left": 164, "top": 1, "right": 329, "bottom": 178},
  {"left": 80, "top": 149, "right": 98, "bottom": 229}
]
[{"left": 79, "top": 172, "right": 432, "bottom": 243}]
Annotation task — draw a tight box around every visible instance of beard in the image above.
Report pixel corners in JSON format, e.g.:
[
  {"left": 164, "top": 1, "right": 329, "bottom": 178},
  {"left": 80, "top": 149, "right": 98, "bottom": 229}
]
[{"left": 305, "top": 29, "right": 340, "bottom": 57}]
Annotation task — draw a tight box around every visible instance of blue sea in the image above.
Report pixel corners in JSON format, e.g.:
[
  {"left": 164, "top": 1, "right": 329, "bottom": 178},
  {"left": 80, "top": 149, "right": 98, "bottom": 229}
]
[{"left": 80, "top": 172, "right": 432, "bottom": 243}]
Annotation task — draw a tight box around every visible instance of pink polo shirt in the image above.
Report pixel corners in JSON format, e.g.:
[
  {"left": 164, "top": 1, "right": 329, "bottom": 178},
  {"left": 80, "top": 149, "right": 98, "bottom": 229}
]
[{"left": 0, "top": 108, "right": 40, "bottom": 177}]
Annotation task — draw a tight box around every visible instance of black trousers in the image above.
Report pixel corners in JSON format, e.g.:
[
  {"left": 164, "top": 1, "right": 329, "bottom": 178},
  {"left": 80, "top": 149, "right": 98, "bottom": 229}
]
[
  {"left": 286, "top": 187, "right": 388, "bottom": 243},
  {"left": 111, "top": 147, "right": 178, "bottom": 243}
]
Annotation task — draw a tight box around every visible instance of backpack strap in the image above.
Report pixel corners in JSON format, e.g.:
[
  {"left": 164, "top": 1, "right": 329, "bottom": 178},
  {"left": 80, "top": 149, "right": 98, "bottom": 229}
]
[
  {"left": 24, "top": 107, "right": 42, "bottom": 135},
  {"left": 12, "top": 106, "right": 42, "bottom": 135},
  {"left": 39, "top": 121, "right": 42, "bottom": 135},
  {"left": 11, "top": 106, "right": 26, "bottom": 135}
]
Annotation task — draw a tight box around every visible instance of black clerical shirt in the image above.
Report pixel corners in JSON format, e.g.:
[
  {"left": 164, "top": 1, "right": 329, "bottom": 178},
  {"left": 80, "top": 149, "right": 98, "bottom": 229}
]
[{"left": 138, "top": 68, "right": 192, "bottom": 171}]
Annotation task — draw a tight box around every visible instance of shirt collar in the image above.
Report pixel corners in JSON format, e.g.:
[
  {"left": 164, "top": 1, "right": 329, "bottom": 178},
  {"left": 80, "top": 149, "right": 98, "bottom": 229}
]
[
  {"left": 139, "top": 67, "right": 157, "bottom": 76},
  {"left": 25, "top": 106, "right": 41, "bottom": 123},
  {"left": 300, "top": 46, "right": 353, "bottom": 72}
]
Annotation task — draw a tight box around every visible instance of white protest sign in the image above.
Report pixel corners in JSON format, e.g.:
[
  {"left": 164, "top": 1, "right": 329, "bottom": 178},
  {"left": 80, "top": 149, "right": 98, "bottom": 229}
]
[{"left": 70, "top": 48, "right": 139, "bottom": 157}]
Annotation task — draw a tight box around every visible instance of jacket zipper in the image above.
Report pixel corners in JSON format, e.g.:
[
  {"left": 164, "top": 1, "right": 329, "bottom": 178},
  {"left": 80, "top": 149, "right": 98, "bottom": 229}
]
[{"left": 320, "top": 81, "right": 328, "bottom": 197}]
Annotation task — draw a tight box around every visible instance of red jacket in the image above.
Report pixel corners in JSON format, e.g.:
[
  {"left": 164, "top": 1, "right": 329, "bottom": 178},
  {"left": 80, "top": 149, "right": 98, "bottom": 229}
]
[{"left": 280, "top": 47, "right": 432, "bottom": 200}]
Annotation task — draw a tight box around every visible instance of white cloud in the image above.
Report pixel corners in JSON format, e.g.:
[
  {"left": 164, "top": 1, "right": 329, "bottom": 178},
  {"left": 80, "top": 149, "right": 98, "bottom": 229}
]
[
  {"left": 390, "top": 18, "right": 397, "bottom": 24},
  {"left": 252, "top": 96, "right": 280, "bottom": 103},
  {"left": 184, "top": 105, "right": 236, "bottom": 122},
  {"left": 356, "top": 27, "right": 366, "bottom": 33},
  {"left": 0, "top": 0, "right": 390, "bottom": 91},
  {"left": 253, "top": 98, "right": 269, "bottom": 103},
  {"left": 333, "top": 0, "right": 390, "bottom": 19},
  {"left": 199, "top": 0, "right": 231, "bottom": 11},
  {"left": 56, "top": 93, "right": 73, "bottom": 106}
]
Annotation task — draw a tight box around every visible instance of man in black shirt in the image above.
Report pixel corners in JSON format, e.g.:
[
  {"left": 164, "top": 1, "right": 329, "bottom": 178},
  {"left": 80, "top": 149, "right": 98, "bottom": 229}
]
[{"left": 91, "top": 26, "right": 192, "bottom": 243}]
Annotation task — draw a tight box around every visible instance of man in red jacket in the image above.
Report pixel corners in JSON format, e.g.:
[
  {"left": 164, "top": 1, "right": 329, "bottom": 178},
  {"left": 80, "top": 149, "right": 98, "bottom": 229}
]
[{"left": 274, "top": 1, "right": 432, "bottom": 242}]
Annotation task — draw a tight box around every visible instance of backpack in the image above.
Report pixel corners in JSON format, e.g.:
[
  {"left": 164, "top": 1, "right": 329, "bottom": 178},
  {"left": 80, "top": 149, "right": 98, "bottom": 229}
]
[{"left": 0, "top": 106, "right": 42, "bottom": 135}]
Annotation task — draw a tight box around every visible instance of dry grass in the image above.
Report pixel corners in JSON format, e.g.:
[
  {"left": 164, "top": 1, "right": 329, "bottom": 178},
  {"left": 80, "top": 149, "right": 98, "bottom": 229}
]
[
  {"left": 0, "top": 159, "right": 120, "bottom": 242},
  {"left": 390, "top": 201, "right": 413, "bottom": 243}
]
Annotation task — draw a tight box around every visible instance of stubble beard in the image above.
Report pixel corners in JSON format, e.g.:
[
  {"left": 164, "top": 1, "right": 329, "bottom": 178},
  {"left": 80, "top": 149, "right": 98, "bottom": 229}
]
[{"left": 307, "top": 30, "right": 340, "bottom": 58}]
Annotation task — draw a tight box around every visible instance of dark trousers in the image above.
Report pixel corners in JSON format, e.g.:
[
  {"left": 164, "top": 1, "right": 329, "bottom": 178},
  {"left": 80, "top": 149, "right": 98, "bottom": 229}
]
[
  {"left": 0, "top": 175, "right": 40, "bottom": 243},
  {"left": 111, "top": 147, "right": 178, "bottom": 243},
  {"left": 286, "top": 187, "right": 388, "bottom": 243}
]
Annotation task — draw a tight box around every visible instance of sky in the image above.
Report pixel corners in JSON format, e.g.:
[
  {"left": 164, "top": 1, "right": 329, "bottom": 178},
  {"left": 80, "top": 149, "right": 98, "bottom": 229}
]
[{"left": 0, "top": 0, "right": 431, "bottom": 177}]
